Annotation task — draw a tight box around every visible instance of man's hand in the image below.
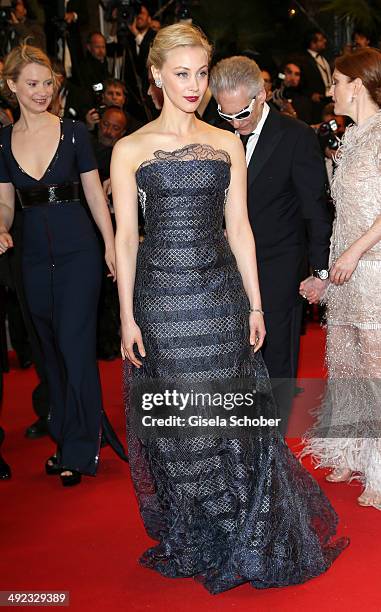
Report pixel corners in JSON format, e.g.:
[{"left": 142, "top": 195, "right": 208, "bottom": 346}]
[
  {"left": 103, "top": 178, "right": 111, "bottom": 199},
  {"left": 85, "top": 108, "right": 100, "bottom": 131},
  {"left": 311, "top": 92, "right": 324, "bottom": 103},
  {"left": 299, "top": 275, "right": 329, "bottom": 304},
  {"left": 65, "top": 12, "right": 77, "bottom": 24},
  {"left": 128, "top": 18, "right": 139, "bottom": 37}
]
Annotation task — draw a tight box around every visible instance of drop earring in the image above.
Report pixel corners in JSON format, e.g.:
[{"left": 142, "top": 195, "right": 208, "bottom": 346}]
[
  {"left": 351, "top": 95, "right": 356, "bottom": 103},
  {"left": 155, "top": 79, "right": 162, "bottom": 88}
]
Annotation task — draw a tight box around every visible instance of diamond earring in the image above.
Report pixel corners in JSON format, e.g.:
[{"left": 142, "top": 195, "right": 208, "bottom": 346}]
[{"left": 155, "top": 79, "right": 162, "bottom": 88}]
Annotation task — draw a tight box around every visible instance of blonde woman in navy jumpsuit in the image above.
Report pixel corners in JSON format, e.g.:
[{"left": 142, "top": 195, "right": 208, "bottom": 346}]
[{"left": 0, "top": 45, "right": 116, "bottom": 486}]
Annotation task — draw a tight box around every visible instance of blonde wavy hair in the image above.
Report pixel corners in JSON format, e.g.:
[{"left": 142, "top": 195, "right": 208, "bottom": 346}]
[{"left": 1, "top": 43, "right": 58, "bottom": 102}]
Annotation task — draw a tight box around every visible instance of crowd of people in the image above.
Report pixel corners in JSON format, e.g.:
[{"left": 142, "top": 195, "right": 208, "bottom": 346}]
[{"left": 0, "top": 1, "right": 380, "bottom": 596}]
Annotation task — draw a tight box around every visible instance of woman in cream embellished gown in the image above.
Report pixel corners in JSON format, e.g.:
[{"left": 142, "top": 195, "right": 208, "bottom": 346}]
[
  {"left": 113, "top": 23, "right": 348, "bottom": 593},
  {"left": 301, "top": 48, "right": 381, "bottom": 511}
]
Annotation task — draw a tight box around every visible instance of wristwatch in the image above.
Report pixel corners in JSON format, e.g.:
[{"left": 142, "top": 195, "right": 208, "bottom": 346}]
[{"left": 313, "top": 269, "right": 329, "bottom": 280}]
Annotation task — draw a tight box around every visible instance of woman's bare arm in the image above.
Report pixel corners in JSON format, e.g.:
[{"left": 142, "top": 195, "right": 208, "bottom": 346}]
[
  {"left": 0, "top": 183, "right": 15, "bottom": 253},
  {"left": 223, "top": 135, "right": 265, "bottom": 350},
  {"left": 80, "top": 169, "right": 116, "bottom": 278},
  {"left": 111, "top": 138, "right": 146, "bottom": 366}
]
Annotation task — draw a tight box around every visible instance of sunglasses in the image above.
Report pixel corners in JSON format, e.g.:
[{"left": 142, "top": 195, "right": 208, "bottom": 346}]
[{"left": 217, "top": 97, "right": 256, "bottom": 121}]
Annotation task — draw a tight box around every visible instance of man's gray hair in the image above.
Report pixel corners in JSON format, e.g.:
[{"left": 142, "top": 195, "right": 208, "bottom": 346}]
[{"left": 210, "top": 56, "right": 264, "bottom": 99}]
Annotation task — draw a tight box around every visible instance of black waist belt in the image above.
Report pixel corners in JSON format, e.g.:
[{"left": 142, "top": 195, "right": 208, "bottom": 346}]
[{"left": 17, "top": 182, "right": 81, "bottom": 208}]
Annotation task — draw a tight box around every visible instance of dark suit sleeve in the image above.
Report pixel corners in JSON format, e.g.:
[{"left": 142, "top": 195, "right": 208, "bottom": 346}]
[
  {"left": 291, "top": 125, "right": 332, "bottom": 270},
  {"left": 67, "top": 0, "right": 88, "bottom": 25}
]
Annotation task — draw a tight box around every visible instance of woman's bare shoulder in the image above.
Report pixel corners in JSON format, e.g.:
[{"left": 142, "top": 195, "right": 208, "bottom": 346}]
[
  {"left": 112, "top": 121, "right": 164, "bottom": 168},
  {"left": 200, "top": 124, "right": 244, "bottom": 163}
]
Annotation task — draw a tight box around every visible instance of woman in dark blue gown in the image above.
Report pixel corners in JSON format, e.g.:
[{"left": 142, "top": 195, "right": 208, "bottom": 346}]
[
  {"left": 112, "top": 24, "right": 348, "bottom": 593},
  {"left": 0, "top": 45, "right": 116, "bottom": 486}
]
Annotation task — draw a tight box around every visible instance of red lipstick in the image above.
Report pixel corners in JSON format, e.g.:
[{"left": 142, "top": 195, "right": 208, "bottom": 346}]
[{"left": 184, "top": 96, "right": 199, "bottom": 102}]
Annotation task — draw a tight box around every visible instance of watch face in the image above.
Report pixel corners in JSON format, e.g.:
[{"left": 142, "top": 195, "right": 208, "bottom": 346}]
[{"left": 318, "top": 269, "right": 329, "bottom": 280}]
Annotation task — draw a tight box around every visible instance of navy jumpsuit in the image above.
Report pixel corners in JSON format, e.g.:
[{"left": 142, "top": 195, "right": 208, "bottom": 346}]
[{"left": 0, "top": 119, "right": 103, "bottom": 474}]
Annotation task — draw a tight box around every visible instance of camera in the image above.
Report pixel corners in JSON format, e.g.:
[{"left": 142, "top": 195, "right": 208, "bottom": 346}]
[
  {"left": 92, "top": 83, "right": 107, "bottom": 117},
  {"left": 317, "top": 119, "right": 341, "bottom": 151},
  {"left": 103, "top": 0, "right": 142, "bottom": 28},
  {"left": 0, "top": 0, "right": 12, "bottom": 25}
]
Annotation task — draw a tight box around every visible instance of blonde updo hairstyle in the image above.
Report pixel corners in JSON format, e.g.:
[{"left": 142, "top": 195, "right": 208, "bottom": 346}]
[
  {"left": 1, "top": 43, "right": 58, "bottom": 102},
  {"left": 148, "top": 23, "right": 213, "bottom": 70}
]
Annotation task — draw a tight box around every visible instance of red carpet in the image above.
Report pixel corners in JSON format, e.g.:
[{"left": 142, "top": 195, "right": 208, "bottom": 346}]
[{"left": 1, "top": 324, "right": 381, "bottom": 611}]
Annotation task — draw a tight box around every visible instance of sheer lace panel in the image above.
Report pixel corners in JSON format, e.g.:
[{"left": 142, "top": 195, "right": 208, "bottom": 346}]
[{"left": 137, "top": 143, "right": 231, "bottom": 172}]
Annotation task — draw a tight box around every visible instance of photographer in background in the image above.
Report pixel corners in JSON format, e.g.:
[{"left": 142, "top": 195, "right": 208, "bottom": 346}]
[
  {"left": 125, "top": 4, "right": 156, "bottom": 92},
  {"left": 42, "top": 0, "right": 87, "bottom": 82},
  {"left": 315, "top": 102, "right": 347, "bottom": 184},
  {"left": 49, "top": 59, "right": 90, "bottom": 120},
  {"left": 91, "top": 105, "right": 134, "bottom": 361},
  {"left": 271, "top": 61, "right": 313, "bottom": 124},
  {"left": 352, "top": 28, "right": 371, "bottom": 49},
  {"left": 79, "top": 31, "right": 110, "bottom": 94},
  {"left": 85, "top": 77, "right": 141, "bottom": 133},
  {"left": 299, "top": 29, "right": 332, "bottom": 123},
  {"left": 9, "top": 0, "right": 46, "bottom": 50},
  {"left": 261, "top": 70, "right": 273, "bottom": 102}
]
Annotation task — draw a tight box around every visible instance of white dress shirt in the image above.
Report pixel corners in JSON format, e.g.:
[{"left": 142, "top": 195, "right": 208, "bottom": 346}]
[
  {"left": 307, "top": 49, "right": 332, "bottom": 95},
  {"left": 236, "top": 102, "right": 270, "bottom": 166}
]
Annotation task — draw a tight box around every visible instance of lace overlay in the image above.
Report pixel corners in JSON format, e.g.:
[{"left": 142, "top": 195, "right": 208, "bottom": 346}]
[
  {"left": 125, "top": 145, "right": 347, "bottom": 593},
  {"left": 303, "top": 113, "right": 381, "bottom": 490}
]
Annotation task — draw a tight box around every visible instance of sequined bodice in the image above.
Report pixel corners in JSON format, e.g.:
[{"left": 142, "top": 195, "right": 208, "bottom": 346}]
[
  {"left": 136, "top": 144, "right": 231, "bottom": 246},
  {"left": 331, "top": 111, "right": 381, "bottom": 261}
]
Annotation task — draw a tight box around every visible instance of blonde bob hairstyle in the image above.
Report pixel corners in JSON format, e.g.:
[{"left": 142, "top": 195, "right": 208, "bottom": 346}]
[
  {"left": 148, "top": 23, "right": 213, "bottom": 69},
  {"left": 1, "top": 43, "right": 58, "bottom": 101}
]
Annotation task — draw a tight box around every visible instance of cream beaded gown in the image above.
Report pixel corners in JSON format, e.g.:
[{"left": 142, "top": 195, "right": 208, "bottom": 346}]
[
  {"left": 125, "top": 144, "right": 348, "bottom": 593},
  {"left": 303, "top": 112, "right": 381, "bottom": 492}
]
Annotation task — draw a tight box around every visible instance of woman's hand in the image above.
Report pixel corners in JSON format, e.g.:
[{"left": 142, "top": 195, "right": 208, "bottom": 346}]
[
  {"left": 121, "top": 321, "right": 146, "bottom": 367},
  {"left": 249, "top": 311, "right": 266, "bottom": 353},
  {"left": 330, "top": 246, "right": 361, "bottom": 285},
  {"left": 105, "top": 245, "right": 116, "bottom": 281},
  {"left": 299, "top": 276, "right": 329, "bottom": 304},
  {"left": 0, "top": 231, "right": 13, "bottom": 254}
]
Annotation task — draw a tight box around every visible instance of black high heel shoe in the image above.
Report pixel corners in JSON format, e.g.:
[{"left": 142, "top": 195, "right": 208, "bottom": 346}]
[
  {"left": 45, "top": 456, "right": 62, "bottom": 476},
  {"left": 60, "top": 470, "right": 82, "bottom": 487}
]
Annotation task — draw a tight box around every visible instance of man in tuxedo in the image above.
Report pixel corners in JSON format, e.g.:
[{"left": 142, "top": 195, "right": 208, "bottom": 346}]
[
  {"left": 271, "top": 61, "right": 313, "bottom": 124},
  {"left": 210, "top": 56, "right": 331, "bottom": 433},
  {"left": 50, "top": 60, "right": 91, "bottom": 121},
  {"left": 43, "top": 0, "right": 88, "bottom": 83},
  {"left": 299, "top": 30, "right": 332, "bottom": 123},
  {"left": 122, "top": 4, "right": 156, "bottom": 121}
]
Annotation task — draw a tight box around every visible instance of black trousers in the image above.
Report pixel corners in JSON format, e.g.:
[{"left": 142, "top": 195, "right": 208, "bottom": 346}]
[{"left": 261, "top": 302, "right": 303, "bottom": 436}]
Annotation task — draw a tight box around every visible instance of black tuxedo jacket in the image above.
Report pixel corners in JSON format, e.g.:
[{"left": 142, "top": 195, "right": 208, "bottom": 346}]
[
  {"left": 125, "top": 28, "right": 157, "bottom": 91},
  {"left": 246, "top": 109, "right": 331, "bottom": 312},
  {"left": 299, "top": 51, "right": 332, "bottom": 122},
  {"left": 299, "top": 51, "right": 327, "bottom": 97}
]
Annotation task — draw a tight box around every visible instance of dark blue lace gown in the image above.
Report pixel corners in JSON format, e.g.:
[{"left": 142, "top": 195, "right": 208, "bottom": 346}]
[{"left": 125, "top": 144, "right": 348, "bottom": 594}]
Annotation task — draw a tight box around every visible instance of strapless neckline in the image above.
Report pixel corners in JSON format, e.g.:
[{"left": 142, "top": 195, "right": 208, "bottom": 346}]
[{"left": 135, "top": 143, "right": 232, "bottom": 176}]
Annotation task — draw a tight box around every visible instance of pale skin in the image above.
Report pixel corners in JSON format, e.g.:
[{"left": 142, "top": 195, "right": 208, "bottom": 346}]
[
  {"left": 300, "top": 68, "right": 381, "bottom": 304},
  {"left": 111, "top": 45, "right": 266, "bottom": 368},
  {"left": 0, "top": 62, "right": 116, "bottom": 279},
  {"left": 0, "top": 63, "right": 116, "bottom": 478}
]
